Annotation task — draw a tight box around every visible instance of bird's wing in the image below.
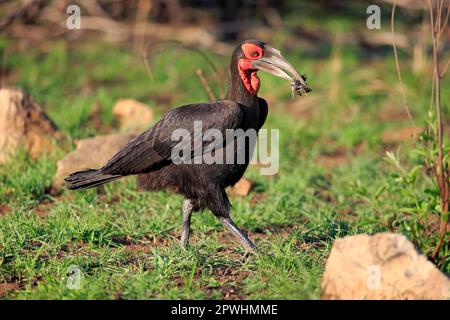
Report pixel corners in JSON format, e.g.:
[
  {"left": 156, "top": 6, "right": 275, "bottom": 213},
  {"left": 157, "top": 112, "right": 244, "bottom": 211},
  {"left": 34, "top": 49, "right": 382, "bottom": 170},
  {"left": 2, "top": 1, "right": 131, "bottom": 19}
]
[{"left": 100, "top": 100, "right": 244, "bottom": 175}]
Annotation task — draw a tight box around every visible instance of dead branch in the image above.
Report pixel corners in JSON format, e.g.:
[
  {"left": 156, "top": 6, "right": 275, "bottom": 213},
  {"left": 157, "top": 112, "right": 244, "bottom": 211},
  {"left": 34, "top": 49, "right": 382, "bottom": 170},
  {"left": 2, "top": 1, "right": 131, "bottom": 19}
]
[
  {"left": 132, "top": 0, "right": 152, "bottom": 53},
  {"left": 391, "top": 0, "right": 416, "bottom": 127},
  {"left": 196, "top": 68, "right": 217, "bottom": 101},
  {"left": 0, "top": 0, "right": 47, "bottom": 31}
]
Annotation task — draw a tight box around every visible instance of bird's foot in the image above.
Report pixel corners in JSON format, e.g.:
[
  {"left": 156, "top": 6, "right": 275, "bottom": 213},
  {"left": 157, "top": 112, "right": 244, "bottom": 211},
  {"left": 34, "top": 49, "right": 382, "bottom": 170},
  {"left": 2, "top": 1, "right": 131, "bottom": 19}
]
[
  {"left": 220, "top": 217, "right": 258, "bottom": 253},
  {"left": 180, "top": 231, "right": 190, "bottom": 249}
]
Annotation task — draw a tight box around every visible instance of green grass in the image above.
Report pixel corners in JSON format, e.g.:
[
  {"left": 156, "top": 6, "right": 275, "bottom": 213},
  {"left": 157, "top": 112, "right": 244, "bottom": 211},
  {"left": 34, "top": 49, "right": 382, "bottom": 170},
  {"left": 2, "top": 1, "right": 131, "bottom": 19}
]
[{"left": 0, "top": 19, "right": 449, "bottom": 299}]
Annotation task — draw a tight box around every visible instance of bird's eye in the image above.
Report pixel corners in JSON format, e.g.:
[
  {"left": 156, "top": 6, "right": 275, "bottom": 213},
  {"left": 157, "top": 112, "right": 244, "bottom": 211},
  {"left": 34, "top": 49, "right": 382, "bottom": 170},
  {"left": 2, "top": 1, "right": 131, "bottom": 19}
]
[{"left": 252, "top": 51, "right": 259, "bottom": 57}]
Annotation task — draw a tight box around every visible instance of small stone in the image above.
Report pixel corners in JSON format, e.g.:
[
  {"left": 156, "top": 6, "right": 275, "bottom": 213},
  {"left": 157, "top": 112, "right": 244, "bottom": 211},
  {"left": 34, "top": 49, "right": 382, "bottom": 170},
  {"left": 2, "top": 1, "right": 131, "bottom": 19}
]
[{"left": 113, "top": 99, "right": 154, "bottom": 132}]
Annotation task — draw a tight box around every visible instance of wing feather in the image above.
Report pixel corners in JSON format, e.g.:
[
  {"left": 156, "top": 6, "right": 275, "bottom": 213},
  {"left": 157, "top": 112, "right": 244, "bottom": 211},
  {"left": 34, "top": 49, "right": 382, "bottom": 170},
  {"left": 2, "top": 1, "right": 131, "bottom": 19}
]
[{"left": 100, "top": 100, "right": 243, "bottom": 175}]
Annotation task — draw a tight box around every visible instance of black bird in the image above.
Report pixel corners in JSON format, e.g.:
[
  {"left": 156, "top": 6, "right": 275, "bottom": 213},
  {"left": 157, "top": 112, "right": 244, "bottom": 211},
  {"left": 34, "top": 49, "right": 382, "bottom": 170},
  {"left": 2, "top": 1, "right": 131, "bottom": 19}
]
[{"left": 65, "top": 39, "right": 308, "bottom": 252}]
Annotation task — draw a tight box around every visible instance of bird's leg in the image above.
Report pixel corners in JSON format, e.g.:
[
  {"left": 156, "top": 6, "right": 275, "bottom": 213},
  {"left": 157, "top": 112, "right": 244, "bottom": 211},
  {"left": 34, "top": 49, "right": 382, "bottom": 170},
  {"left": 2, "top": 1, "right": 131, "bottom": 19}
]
[
  {"left": 220, "top": 216, "right": 258, "bottom": 253},
  {"left": 180, "top": 199, "right": 194, "bottom": 248}
]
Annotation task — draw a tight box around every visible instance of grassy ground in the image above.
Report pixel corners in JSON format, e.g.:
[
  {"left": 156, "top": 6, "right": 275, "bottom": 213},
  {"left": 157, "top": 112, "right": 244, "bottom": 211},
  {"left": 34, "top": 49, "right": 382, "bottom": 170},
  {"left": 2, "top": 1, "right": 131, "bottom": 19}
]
[{"left": 0, "top": 18, "right": 449, "bottom": 299}]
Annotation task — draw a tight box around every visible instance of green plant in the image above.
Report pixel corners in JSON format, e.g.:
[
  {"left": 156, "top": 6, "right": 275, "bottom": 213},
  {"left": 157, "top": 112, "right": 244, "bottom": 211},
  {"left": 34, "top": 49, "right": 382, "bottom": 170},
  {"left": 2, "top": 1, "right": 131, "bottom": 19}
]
[{"left": 388, "top": 0, "right": 449, "bottom": 265}]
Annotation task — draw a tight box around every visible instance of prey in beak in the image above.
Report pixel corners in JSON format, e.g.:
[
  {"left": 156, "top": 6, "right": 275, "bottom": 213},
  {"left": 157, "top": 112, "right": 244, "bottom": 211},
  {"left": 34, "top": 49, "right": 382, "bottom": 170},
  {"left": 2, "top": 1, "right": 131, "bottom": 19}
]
[{"left": 251, "top": 45, "right": 311, "bottom": 97}]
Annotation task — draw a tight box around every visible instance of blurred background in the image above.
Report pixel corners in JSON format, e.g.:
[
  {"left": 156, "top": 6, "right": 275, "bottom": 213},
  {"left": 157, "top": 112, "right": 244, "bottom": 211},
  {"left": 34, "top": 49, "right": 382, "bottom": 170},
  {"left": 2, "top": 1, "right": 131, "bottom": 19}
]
[
  {"left": 1, "top": 0, "right": 448, "bottom": 132},
  {"left": 1, "top": 0, "right": 448, "bottom": 131},
  {"left": 0, "top": 0, "right": 449, "bottom": 299}
]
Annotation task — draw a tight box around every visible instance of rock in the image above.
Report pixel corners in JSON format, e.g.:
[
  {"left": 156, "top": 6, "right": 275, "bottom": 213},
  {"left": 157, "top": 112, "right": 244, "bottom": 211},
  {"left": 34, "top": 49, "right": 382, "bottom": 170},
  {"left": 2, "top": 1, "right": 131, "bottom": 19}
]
[
  {"left": 0, "top": 88, "right": 61, "bottom": 163},
  {"left": 53, "top": 133, "right": 137, "bottom": 187},
  {"left": 228, "top": 177, "right": 254, "bottom": 197},
  {"left": 321, "top": 232, "right": 450, "bottom": 300},
  {"left": 112, "top": 99, "right": 154, "bottom": 132}
]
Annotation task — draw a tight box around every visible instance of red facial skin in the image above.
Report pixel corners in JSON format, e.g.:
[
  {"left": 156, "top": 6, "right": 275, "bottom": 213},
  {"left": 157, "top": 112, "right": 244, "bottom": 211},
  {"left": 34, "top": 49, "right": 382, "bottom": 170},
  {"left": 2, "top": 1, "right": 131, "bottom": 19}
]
[{"left": 239, "top": 43, "right": 264, "bottom": 96}]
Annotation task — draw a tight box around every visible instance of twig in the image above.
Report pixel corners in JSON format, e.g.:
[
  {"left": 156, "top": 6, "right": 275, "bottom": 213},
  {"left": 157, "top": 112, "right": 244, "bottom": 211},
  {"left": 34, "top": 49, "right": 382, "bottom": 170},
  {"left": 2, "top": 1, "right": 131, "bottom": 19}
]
[
  {"left": 440, "top": 55, "right": 450, "bottom": 77},
  {"left": 142, "top": 48, "right": 154, "bottom": 82},
  {"left": 132, "top": 0, "right": 152, "bottom": 53},
  {"left": 427, "top": 0, "right": 449, "bottom": 261},
  {"left": 0, "top": 46, "right": 7, "bottom": 89},
  {"left": 391, "top": 0, "right": 417, "bottom": 127},
  {"left": 438, "top": 2, "right": 450, "bottom": 35},
  {"left": 142, "top": 40, "right": 226, "bottom": 95},
  {"left": 196, "top": 69, "right": 217, "bottom": 101}
]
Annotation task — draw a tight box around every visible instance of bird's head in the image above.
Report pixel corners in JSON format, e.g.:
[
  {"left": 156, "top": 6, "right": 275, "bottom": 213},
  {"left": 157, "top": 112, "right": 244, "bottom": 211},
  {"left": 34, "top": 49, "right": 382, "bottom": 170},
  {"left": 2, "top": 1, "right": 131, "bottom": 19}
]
[{"left": 234, "top": 39, "right": 310, "bottom": 96}]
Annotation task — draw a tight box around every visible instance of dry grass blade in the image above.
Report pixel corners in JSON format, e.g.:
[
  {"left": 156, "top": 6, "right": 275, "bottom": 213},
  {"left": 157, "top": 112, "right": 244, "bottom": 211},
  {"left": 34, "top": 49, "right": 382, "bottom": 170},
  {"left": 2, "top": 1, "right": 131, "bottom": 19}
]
[
  {"left": 390, "top": 0, "right": 417, "bottom": 128},
  {"left": 426, "top": 0, "right": 449, "bottom": 261},
  {"left": 196, "top": 68, "right": 217, "bottom": 101}
]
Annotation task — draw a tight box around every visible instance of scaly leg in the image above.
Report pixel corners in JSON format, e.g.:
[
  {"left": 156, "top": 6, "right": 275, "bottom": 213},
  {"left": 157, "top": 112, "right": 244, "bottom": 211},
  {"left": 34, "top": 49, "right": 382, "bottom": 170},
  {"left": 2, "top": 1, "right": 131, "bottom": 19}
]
[
  {"left": 180, "top": 199, "right": 194, "bottom": 248},
  {"left": 220, "top": 216, "right": 258, "bottom": 253}
]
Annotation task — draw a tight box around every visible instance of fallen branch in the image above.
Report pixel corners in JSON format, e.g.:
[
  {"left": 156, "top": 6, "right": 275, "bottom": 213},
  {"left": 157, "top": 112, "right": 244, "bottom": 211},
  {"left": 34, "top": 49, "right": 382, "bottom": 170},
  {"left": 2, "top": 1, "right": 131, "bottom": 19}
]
[{"left": 0, "top": 0, "right": 47, "bottom": 31}]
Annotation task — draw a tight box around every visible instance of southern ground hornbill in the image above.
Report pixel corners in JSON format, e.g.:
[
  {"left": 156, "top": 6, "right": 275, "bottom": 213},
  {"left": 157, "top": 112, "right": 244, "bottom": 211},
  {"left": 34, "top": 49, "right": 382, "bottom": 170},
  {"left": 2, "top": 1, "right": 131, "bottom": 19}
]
[{"left": 65, "top": 39, "right": 309, "bottom": 252}]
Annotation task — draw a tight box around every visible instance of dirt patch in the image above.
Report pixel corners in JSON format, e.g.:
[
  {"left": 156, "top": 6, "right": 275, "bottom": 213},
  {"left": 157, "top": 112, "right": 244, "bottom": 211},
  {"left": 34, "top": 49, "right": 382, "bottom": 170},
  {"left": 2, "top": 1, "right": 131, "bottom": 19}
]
[
  {"left": 0, "top": 282, "right": 20, "bottom": 298},
  {"left": 252, "top": 223, "right": 295, "bottom": 238},
  {"left": 249, "top": 192, "right": 268, "bottom": 207},
  {"left": 168, "top": 258, "right": 249, "bottom": 299},
  {"left": 0, "top": 204, "right": 12, "bottom": 217},
  {"left": 117, "top": 235, "right": 173, "bottom": 254},
  {"left": 381, "top": 127, "right": 423, "bottom": 145},
  {"left": 205, "top": 284, "right": 243, "bottom": 299},
  {"left": 50, "top": 242, "right": 100, "bottom": 260},
  {"left": 378, "top": 104, "right": 413, "bottom": 122},
  {"left": 315, "top": 144, "right": 350, "bottom": 169},
  {"left": 33, "top": 199, "right": 54, "bottom": 218},
  {"left": 316, "top": 153, "right": 348, "bottom": 169},
  {"left": 97, "top": 194, "right": 124, "bottom": 206},
  {"left": 284, "top": 95, "right": 319, "bottom": 120},
  {"left": 203, "top": 265, "right": 250, "bottom": 299},
  {"left": 315, "top": 143, "right": 366, "bottom": 169},
  {"left": 214, "top": 268, "right": 248, "bottom": 295},
  {"left": 122, "top": 243, "right": 155, "bottom": 254}
]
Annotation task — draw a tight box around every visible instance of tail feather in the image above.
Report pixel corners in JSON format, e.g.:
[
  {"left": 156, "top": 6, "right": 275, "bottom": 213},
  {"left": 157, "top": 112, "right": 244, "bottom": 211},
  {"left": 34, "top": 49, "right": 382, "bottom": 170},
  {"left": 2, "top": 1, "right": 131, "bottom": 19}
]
[{"left": 65, "top": 169, "right": 121, "bottom": 190}]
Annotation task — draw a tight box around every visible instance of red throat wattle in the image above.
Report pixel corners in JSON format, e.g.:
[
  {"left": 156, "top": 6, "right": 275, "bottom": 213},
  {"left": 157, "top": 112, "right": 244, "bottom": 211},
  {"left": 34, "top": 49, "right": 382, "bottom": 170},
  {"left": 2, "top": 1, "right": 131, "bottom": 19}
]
[
  {"left": 238, "top": 43, "right": 264, "bottom": 96},
  {"left": 238, "top": 59, "right": 260, "bottom": 96}
]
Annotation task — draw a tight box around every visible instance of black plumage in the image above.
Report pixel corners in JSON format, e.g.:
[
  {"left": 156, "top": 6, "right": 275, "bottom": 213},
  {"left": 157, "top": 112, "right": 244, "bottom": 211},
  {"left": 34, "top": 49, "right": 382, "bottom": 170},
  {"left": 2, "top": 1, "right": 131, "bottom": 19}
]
[{"left": 66, "top": 39, "right": 305, "bottom": 252}]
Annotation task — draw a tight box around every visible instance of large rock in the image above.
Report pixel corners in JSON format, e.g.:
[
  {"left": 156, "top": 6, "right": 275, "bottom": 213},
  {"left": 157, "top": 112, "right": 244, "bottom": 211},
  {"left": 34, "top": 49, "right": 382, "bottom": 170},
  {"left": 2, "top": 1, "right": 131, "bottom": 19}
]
[
  {"left": 53, "top": 133, "right": 137, "bottom": 187},
  {"left": 113, "top": 99, "right": 154, "bottom": 132},
  {"left": 321, "top": 232, "right": 450, "bottom": 300},
  {"left": 0, "top": 88, "right": 60, "bottom": 162}
]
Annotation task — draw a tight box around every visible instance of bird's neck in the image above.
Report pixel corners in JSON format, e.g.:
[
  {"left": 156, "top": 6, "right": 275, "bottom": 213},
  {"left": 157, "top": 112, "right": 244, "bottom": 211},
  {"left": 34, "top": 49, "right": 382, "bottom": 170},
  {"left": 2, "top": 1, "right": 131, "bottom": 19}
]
[{"left": 225, "top": 61, "right": 259, "bottom": 107}]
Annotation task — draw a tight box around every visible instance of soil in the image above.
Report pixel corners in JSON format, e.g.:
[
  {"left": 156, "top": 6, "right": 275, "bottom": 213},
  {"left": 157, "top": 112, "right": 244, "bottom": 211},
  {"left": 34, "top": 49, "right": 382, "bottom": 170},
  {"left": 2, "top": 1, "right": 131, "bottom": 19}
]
[
  {"left": 0, "top": 204, "right": 11, "bottom": 217},
  {"left": 0, "top": 283, "right": 20, "bottom": 298}
]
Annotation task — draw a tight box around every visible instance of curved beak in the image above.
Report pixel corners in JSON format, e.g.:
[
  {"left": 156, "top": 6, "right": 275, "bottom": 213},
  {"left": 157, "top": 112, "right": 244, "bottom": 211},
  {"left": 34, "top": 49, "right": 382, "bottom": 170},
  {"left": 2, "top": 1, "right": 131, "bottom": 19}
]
[{"left": 252, "top": 45, "right": 311, "bottom": 95}]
